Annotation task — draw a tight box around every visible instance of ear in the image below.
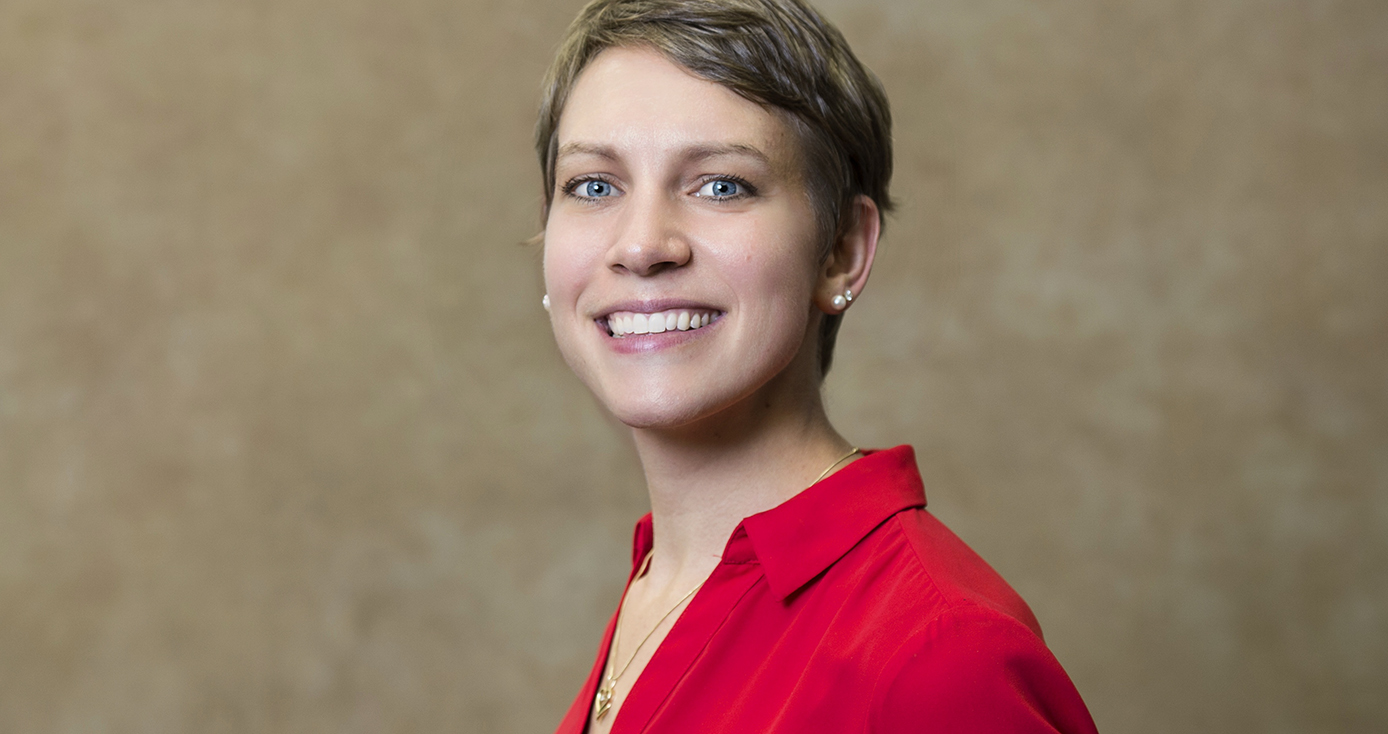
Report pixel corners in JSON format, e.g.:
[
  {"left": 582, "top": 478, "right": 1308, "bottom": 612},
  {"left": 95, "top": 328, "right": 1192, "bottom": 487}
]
[{"left": 814, "top": 195, "right": 881, "bottom": 314}]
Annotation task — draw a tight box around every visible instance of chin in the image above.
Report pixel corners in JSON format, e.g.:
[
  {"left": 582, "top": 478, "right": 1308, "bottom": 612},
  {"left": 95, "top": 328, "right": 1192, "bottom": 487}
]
[
  {"left": 600, "top": 387, "right": 723, "bottom": 431},
  {"left": 595, "top": 362, "right": 799, "bottom": 433}
]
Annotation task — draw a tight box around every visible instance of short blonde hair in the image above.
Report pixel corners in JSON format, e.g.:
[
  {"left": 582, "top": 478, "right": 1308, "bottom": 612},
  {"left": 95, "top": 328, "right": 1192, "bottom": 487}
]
[{"left": 536, "top": 0, "right": 894, "bottom": 375}]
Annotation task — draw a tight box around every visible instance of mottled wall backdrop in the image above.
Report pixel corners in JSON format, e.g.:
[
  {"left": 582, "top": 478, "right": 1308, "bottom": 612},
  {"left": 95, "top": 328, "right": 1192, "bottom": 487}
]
[{"left": 1, "top": 0, "right": 1383, "bottom": 732}]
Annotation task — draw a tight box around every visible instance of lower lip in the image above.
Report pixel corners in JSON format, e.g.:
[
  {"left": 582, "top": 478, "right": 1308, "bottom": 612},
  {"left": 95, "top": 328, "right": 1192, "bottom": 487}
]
[{"left": 598, "top": 318, "right": 720, "bottom": 354}]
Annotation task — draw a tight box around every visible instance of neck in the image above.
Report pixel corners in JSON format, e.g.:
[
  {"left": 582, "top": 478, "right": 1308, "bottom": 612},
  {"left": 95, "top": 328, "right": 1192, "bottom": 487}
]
[{"left": 629, "top": 366, "right": 852, "bottom": 591}]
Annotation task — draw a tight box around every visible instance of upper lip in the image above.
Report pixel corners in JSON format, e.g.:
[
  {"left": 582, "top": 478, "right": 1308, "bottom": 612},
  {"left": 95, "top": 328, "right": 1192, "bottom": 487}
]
[{"left": 593, "top": 298, "right": 724, "bottom": 319}]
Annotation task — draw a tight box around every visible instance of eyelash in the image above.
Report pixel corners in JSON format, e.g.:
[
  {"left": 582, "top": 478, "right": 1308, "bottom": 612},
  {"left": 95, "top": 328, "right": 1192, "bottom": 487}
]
[
  {"left": 695, "top": 175, "right": 757, "bottom": 201},
  {"left": 559, "top": 174, "right": 759, "bottom": 202},
  {"left": 561, "top": 174, "right": 619, "bottom": 201}
]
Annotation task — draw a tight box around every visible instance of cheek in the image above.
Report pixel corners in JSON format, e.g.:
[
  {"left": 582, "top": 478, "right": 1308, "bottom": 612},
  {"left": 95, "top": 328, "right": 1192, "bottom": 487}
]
[
  {"left": 541, "top": 216, "right": 600, "bottom": 299},
  {"left": 540, "top": 219, "right": 602, "bottom": 372},
  {"left": 540, "top": 229, "right": 599, "bottom": 381},
  {"left": 714, "top": 216, "right": 821, "bottom": 318}
]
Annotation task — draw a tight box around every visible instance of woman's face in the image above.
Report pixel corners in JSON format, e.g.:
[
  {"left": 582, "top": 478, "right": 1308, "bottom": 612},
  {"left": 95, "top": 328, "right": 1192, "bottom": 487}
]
[{"left": 543, "top": 46, "right": 824, "bottom": 430}]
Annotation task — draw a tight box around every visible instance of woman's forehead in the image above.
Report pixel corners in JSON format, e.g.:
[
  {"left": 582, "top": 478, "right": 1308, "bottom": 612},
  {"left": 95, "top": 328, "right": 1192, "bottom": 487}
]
[{"left": 556, "top": 46, "right": 799, "bottom": 173}]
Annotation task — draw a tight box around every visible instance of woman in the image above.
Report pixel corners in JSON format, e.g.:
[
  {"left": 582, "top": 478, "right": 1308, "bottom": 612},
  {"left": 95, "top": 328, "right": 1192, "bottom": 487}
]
[{"left": 535, "top": 1, "right": 1098, "bottom": 732}]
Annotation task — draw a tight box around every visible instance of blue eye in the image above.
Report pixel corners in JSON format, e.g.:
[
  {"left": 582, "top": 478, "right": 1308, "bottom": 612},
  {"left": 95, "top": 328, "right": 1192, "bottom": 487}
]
[
  {"left": 698, "top": 179, "right": 741, "bottom": 198},
  {"left": 583, "top": 180, "right": 613, "bottom": 198}
]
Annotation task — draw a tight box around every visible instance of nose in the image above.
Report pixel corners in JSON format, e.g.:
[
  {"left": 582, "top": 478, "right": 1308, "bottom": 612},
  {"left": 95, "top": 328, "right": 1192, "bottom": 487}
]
[{"left": 605, "top": 191, "right": 692, "bottom": 277}]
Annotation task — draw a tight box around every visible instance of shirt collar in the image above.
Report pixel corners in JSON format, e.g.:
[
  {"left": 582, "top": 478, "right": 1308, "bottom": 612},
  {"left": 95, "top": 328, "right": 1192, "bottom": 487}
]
[
  {"left": 741, "top": 445, "right": 926, "bottom": 599},
  {"left": 628, "top": 445, "right": 927, "bottom": 600}
]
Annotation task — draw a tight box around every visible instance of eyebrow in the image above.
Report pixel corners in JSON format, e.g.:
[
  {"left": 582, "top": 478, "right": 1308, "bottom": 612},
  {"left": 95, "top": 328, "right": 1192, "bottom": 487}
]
[
  {"left": 555, "top": 142, "right": 619, "bottom": 162},
  {"left": 555, "top": 142, "right": 773, "bottom": 167},
  {"left": 683, "top": 143, "right": 772, "bottom": 166}
]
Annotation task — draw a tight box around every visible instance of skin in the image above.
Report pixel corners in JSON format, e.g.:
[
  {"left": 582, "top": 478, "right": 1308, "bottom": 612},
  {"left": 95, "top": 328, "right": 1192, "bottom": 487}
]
[{"left": 541, "top": 46, "right": 880, "bottom": 732}]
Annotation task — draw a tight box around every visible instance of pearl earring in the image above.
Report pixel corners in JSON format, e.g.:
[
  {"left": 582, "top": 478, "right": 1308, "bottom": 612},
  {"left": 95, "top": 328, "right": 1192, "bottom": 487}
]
[
  {"left": 845, "top": 289, "right": 854, "bottom": 304},
  {"left": 831, "top": 294, "right": 848, "bottom": 310},
  {"left": 542, "top": 294, "right": 550, "bottom": 311}
]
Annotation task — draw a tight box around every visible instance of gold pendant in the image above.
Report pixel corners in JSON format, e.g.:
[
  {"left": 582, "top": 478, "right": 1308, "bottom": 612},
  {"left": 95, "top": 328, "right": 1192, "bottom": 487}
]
[{"left": 594, "top": 682, "right": 613, "bottom": 721}]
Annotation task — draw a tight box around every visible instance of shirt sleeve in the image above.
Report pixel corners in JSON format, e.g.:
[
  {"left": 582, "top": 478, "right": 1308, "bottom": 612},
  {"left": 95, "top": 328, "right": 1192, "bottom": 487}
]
[{"left": 871, "top": 604, "right": 1099, "bottom": 734}]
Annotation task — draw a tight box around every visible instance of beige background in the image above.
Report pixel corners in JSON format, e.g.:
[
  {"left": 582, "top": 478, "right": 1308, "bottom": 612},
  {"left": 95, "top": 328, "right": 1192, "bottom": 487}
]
[{"left": 1, "top": 0, "right": 1384, "bottom": 731}]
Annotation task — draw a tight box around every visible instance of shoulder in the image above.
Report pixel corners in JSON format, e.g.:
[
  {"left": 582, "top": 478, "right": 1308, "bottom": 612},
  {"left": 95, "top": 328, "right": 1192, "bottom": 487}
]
[
  {"left": 872, "top": 507, "right": 1043, "bottom": 637},
  {"left": 859, "top": 512, "right": 1097, "bottom": 734},
  {"left": 867, "top": 602, "right": 1097, "bottom": 733}
]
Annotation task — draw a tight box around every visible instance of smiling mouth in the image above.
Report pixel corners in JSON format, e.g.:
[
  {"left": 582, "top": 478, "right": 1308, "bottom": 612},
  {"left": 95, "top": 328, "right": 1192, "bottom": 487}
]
[{"left": 601, "top": 309, "right": 722, "bottom": 337}]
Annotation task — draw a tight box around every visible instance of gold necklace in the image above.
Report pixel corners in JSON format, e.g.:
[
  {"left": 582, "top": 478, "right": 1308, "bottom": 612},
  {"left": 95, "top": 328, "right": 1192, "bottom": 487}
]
[
  {"left": 592, "top": 446, "right": 861, "bottom": 722},
  {"left": 814, "top": 446, "right": 861, "bottom": 484},
  {"left": 593, "top": 552, "right": 701, "bottom": 721}
]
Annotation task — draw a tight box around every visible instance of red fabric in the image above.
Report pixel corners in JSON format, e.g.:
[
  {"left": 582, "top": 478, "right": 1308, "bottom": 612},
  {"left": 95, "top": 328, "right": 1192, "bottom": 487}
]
[{"left": 555, "top": 446, "right": 1098, "bottom": 734}]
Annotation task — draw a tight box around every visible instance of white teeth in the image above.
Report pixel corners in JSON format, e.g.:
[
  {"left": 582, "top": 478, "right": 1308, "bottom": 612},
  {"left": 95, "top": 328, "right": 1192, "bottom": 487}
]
[{"left": 605, "top": 309, "right": 719, "bottom": 337}]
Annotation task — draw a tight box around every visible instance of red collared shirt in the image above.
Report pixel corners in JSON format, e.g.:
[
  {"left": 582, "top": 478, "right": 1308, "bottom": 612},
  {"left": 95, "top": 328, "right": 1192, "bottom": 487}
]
[{"left": 555, "top": 446, "right": 1098, "bottom": 734}]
